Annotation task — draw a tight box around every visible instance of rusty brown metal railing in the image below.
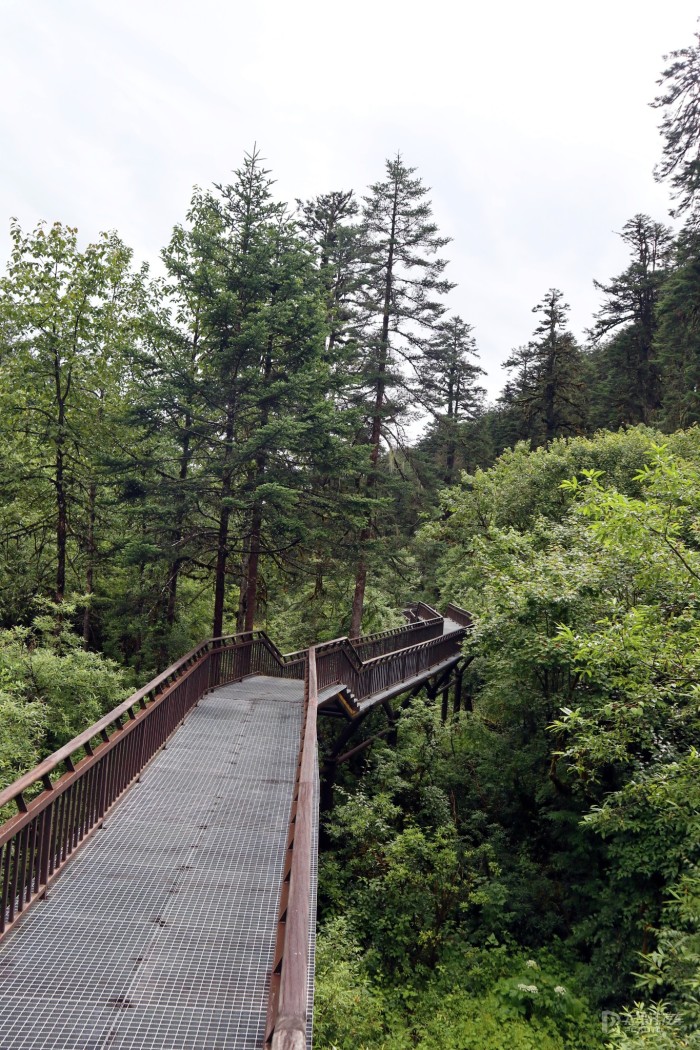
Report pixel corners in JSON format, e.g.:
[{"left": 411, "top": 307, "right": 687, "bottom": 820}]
[
  {"left": 0, "top": 604, "right": 471, "bottom": 1050},
  {"left": 264, "top": 606, "right": 472, "bottom": 1048},
  {"left": 0, "top": 612, "right": 464, "bottom": 945},
  {"left": 0, "top": 631, "right": 305, "bottom": 943},
  {"left": 313, "top": 628, "right": 466, "bottom": 706},
  {"left": 265, "top": 648, "right": 319, "bottom": 1050},
  {"left": 444, "top": 602, "right": 474, "bottom": 627},
  {"left": 404, "top": 600, "right": 443, "bottom": 623}
]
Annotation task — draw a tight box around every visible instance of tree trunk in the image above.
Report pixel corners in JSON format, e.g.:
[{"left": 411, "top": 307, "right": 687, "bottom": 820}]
[
  {"left": 82, "top": 481, "right": 96, "bottom": 643},
  {"left": 349, "top": 549, "right": 367, "bottom": 639},
  {"left": 52, "top": 345, "right": 71, "bottom": 605},
  {"left": 212, "top": 408, "right": 235, "bottom": 638},
  {"left": 242, "top": 499, "right": 263, "bottom": 632},
  {"left": 55, "top": 443, "right": 67, "bottom": 603},
  {"left": 166, "top": 412, "right": 193, "bottom": 628},
  {"left": 238, "top": 342, "right": 273, "bottom": 632}
]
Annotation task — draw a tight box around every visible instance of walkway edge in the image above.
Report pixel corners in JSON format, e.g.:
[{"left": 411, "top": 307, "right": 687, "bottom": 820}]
[{"left": 267, "top": 649, "right": 318, "bottom": 1050}]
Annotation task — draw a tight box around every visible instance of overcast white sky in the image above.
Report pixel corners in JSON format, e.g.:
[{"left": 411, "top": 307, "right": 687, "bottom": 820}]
[{"left": 0, "top": 0, "right": 698, "bottom": 397}]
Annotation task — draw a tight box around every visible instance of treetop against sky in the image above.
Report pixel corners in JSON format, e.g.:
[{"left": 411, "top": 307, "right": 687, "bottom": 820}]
[{"left": 0, "top": 0, "right": 698, "bottom": 395}]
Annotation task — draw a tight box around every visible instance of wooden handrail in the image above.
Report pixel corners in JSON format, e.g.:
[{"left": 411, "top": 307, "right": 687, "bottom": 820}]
[
  {"left": 267, "top": 648, "right": 318, "bottom": 1050},
  {"left": 444, "top": 602, "right": 473, "bottom": 627},
  {"left": 411, "top": 600, "right": 442, "bottom": 621}
]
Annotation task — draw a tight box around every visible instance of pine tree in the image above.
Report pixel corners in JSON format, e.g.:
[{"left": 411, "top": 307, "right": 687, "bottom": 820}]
[
  {"left": 349, "top": 155, "right": 453, "bottom": 636},
  {"left": 110, "top": 204, "right": 217, "bottom": 665},
  {"left": 590, "top": 214, "right": 672, "bottom": 425},
  {"left": 418, "top": 316, "right": 485, "bottom": 484},
  {"left": 296, "top": 191, "right": 380, "bottom": 616},
  {"left": 175, "top": 150, "right": 330, "bottom": 637},
  {"left": 652, "top": 29, "right": 700, "bottom": 225},
  {"left": 503, "top": 290, "right": 586, "bottom": 446},
  {"left": 297, "top": 189, "right": 364, "bottom": 369},
  {"left": 196, "top": 149, "right": 287, "bottom": 638},
  {"left": 655, "top": 228, "right": 700, "bottom": 429},
  {"left": 498, "top": 343, "right": 539, "bottom": 445}
]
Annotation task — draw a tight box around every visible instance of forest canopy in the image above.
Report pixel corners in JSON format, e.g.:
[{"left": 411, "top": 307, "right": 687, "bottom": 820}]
[{"left": 3, "top": 22, "right": 700, "bottom": 1050}]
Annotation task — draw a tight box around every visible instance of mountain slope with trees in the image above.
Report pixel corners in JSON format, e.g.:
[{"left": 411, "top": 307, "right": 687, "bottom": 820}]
[{"left": 3, "top": 22, "right": 700, "bottom": 1049}]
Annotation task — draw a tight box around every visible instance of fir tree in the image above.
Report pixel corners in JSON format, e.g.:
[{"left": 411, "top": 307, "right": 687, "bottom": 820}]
[
  {"left": 349, "top": 154, "right": 453, "bottom": 636},
  {"left": 590, "top": 214, "right": 672, "bottom": 426},
  {"left": 503, "top": 289, "right": 586, "bottom": 446},
  {"left": 297, "top": 189, "right": 364, "bottom": 369},
  {"left": 652, "top": 27, "right": 700, "bottom": 225},
  {"left": 655, "top": 228, "right": 700, "bottom": 429},
  {"left": 185, "top": 150, "right": 330, "bottom": 636},
  {"left": 418, "top": 315, "right": 485, "bottom": 484}
]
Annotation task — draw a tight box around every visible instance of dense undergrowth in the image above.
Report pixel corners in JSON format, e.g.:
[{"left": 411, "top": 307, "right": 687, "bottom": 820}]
[
  {"left": 0, "top": 599, "right": 129, "bottom": 802},
  {"left": 1, "top": 426, "right": 699, "bottom": 1048},
  {"left": 314, "top": 427, "right": 700, "bottom": 1049}
]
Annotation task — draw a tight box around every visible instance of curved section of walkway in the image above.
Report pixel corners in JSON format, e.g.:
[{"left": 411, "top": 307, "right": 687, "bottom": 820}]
[{"left": 0, "top": 676, "right": 308, "bottom": 1050}]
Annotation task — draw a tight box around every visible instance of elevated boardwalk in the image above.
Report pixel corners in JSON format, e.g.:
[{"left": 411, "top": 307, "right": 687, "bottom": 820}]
[
  {"left": 0, "top": 677, "right": 315, "bottom": 1050},
  {"left": 0, "top": 604, "right": 470, "bottom": 1049}
]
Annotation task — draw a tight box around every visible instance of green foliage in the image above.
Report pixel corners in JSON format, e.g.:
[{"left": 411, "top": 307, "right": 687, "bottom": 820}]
[
  {"left": 0, "top": 693, "right": 47, "bottom": 792},
  {"left": 314, "top": 921, "right": 603, "bottom": 1050},
  {"left": 500, "top": 288, "right": 586, "bottom": 446},
  {"left": 0, "top": 604, "right": 128, "bottom": 793},
  {"left": 313, "top": 916, "right": 388, "bottom": 1049},
  {"left": 8, "top": 117, "right": 700, "bottom": 1047},
  {"left": 412, "top": 428, "right": 700, "bottom": 1026},
  {"left": 590, "top": 215, "right": 672, "bottom": 427},
  {"left": 655, "top": 232, "right": 700, "bottom": 430},
  {"left": 317, "top": 428, "right": 700, "bottom": 1046},
  {"left": 603, "top": 1001, "right": 697, "bottom": 1049},
  {"left": 264, "top": 578, "right": 405, "bottom": 652}
]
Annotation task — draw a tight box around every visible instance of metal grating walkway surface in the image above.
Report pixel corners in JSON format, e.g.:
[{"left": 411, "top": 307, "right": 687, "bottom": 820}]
[{"left": 0, "top": 676, "right": 309, "bottom": 1050}]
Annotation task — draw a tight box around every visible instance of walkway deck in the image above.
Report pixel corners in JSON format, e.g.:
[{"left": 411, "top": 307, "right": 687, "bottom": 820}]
[{"left": 0, "top": 676, "right": 313, "bottom": 1050}]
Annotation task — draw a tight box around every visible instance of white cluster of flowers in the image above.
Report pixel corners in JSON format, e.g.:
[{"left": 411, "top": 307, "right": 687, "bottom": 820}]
[{"left": 517, "top": 983, "right": 539, "bottom": 994}]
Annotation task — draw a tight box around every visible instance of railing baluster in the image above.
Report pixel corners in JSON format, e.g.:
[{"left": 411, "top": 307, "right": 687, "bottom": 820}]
[
  {"left": 8, "top": 827, "right": 23, "bottom": 922},
  {"left": 0, "top": 843, "right": 8, "bottom": 933}
]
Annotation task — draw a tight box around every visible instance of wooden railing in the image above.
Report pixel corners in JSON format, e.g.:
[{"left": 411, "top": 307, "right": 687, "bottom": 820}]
[
  {"left": 352, "top": 616, "right": 442, "bottom": 661},
  {"left": 264, "top": 608, "right": 470, "bottom": 1048},
  {"left": 444, "top": 602, "right": 473, "bottom": 627},
  {"left": 0, "top": 631, "right": 305, "bottom": 942},
  {"left": 404, "top": 600, "right": 442, "bottom": 623},
  {"left": 265, "top": 648, "right": 319, "bottom": 1050},
  {"left": 0, "top": 610, "right": 467, "bottom": 944},
  {"left": 314, "top": 628, "right": 465, "bottom": 704}
]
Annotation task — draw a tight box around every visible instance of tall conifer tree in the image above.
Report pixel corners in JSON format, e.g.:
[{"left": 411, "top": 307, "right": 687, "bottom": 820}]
[
  {"left": 349, "top": 155, "right": 453, "bottom": 636},
  {"left": 503, "top": 290, "right": 585, "bottom": 446},
  {"left": 418, "top": 316, "right": 485, "bottom": 484},
  {"left": 590, "top": 214, "right": 672, "bottom": 426}
]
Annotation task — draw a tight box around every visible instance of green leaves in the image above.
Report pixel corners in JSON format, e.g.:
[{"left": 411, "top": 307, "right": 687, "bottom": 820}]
[
  {"left": 0, "top": 611, "right": 128, "bottom": 797},
  {"left": 415, "top": 426, "right": 700, "bottom": 1030}
]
